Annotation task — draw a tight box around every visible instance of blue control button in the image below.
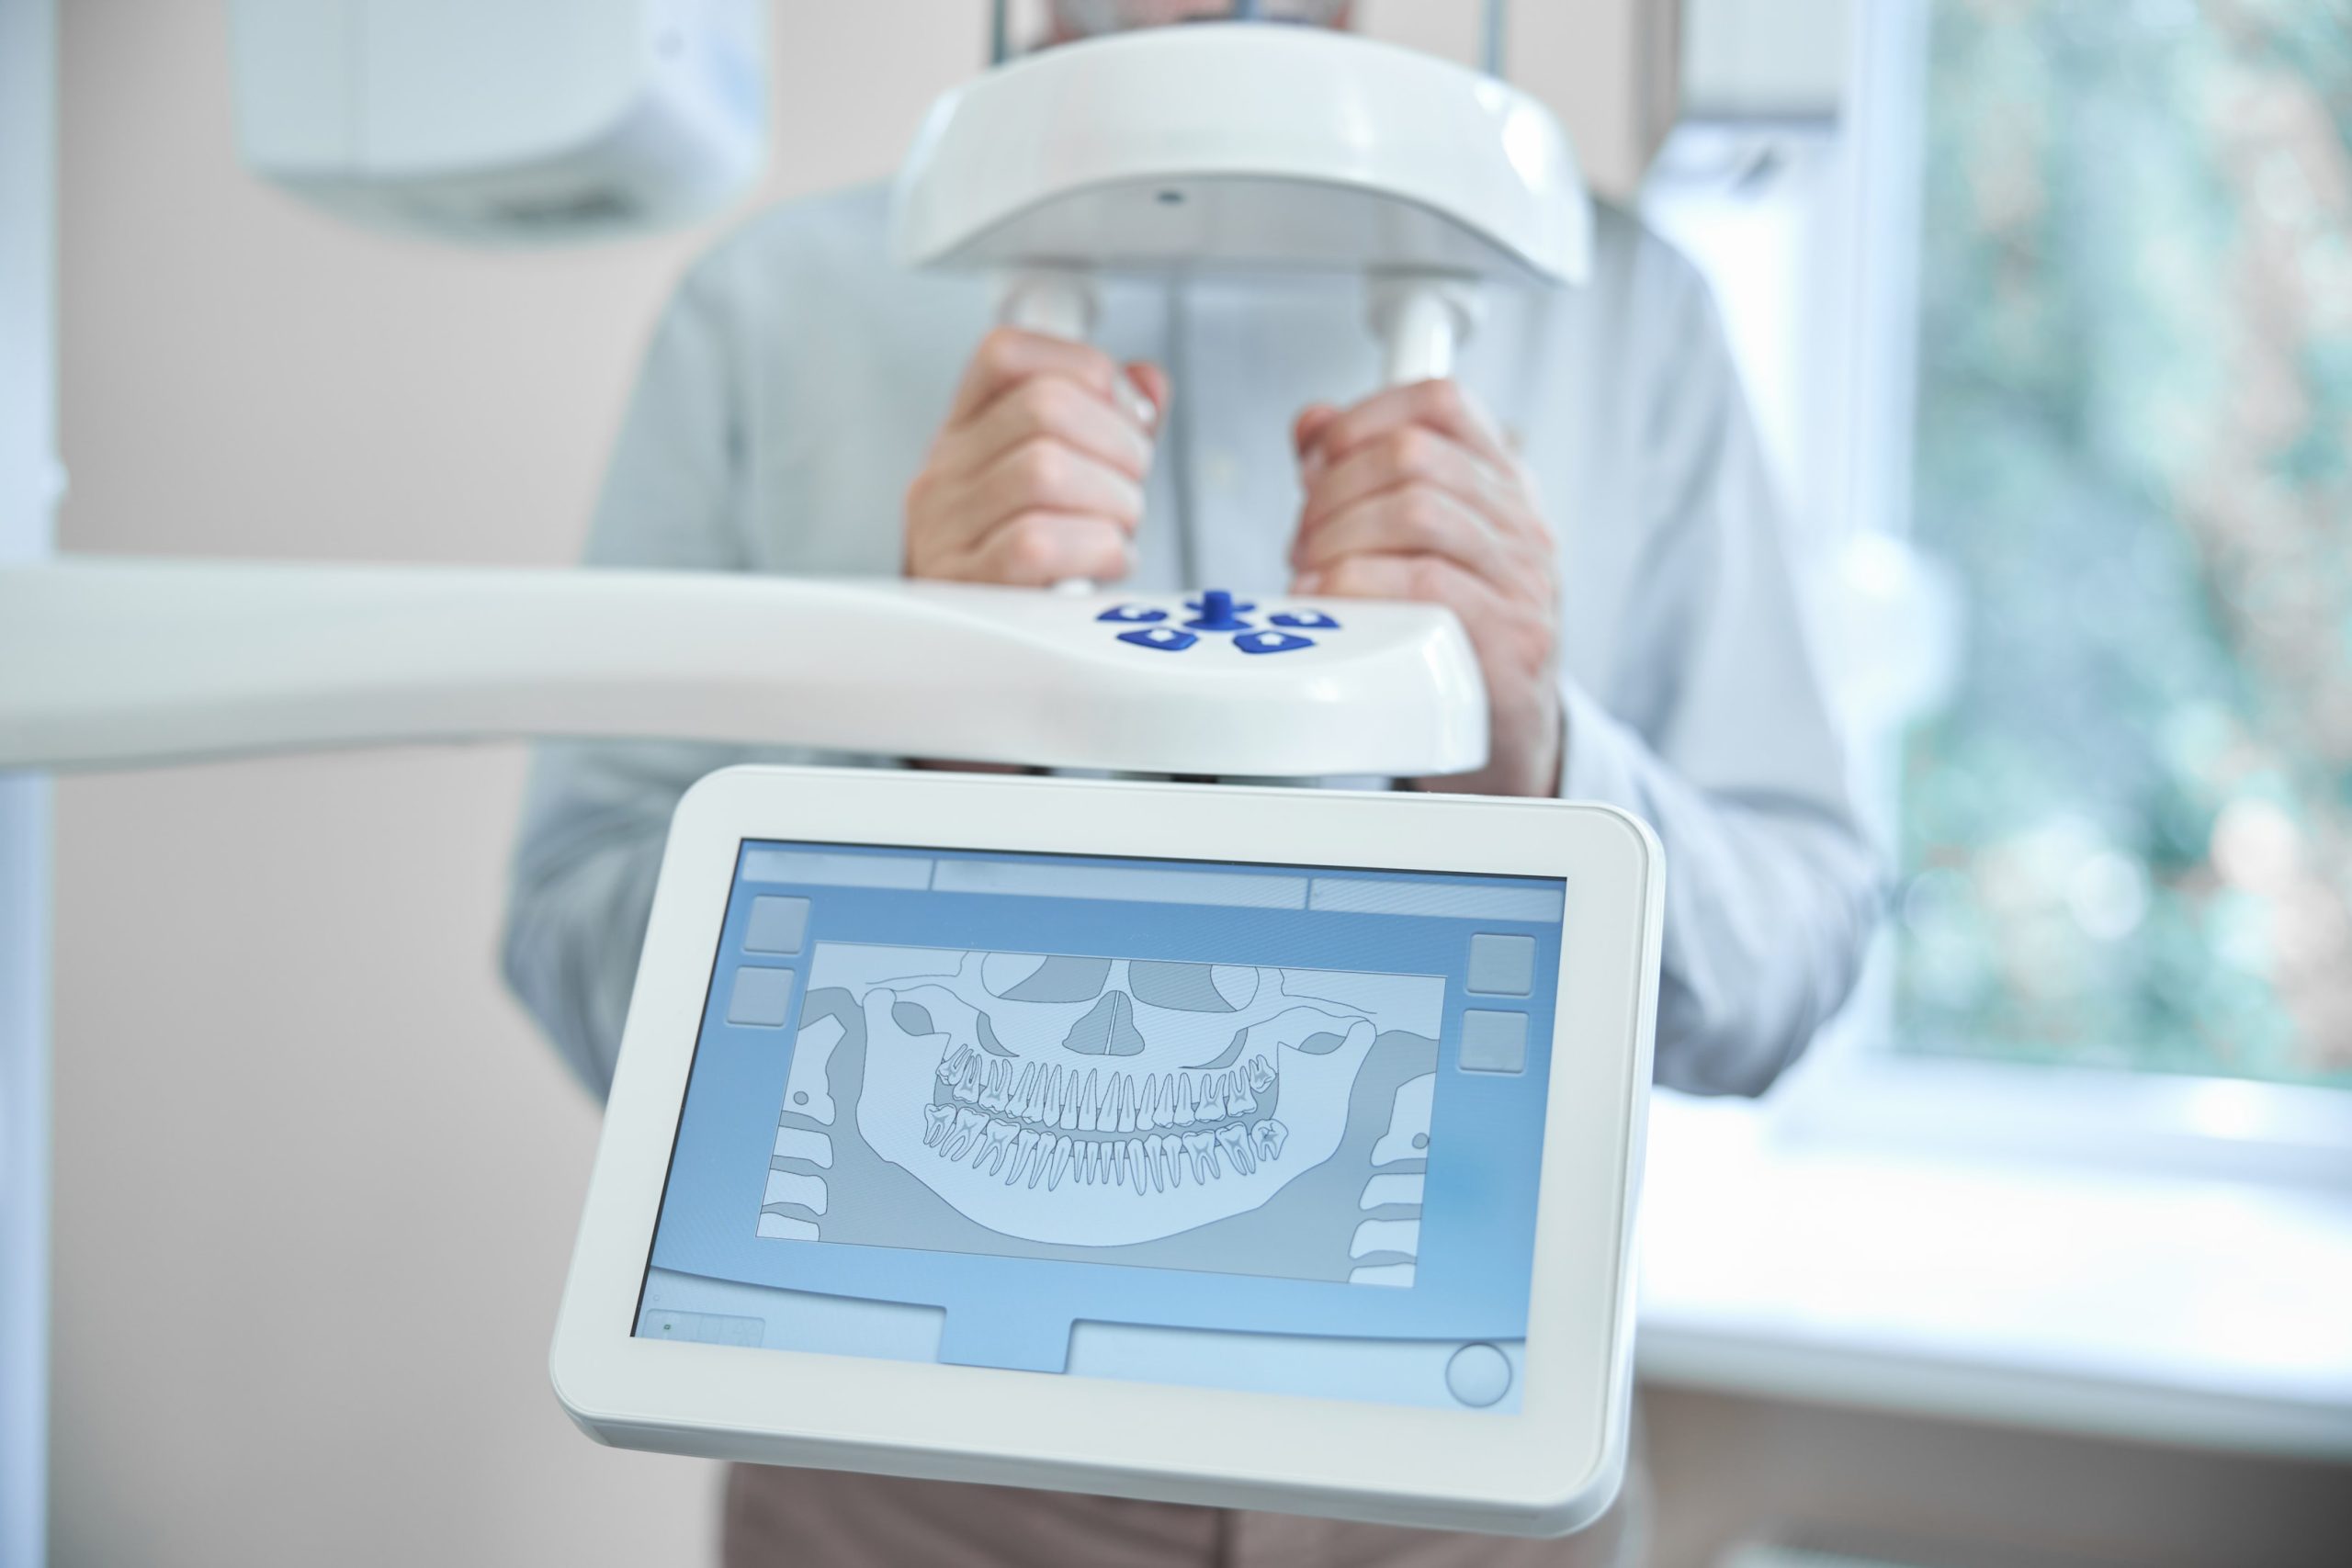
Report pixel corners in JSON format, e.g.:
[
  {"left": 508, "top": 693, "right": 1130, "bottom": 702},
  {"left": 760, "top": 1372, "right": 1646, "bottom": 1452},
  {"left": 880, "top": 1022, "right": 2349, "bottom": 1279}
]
[
  {"left": 1098, "top": 604, "right": 1168, "bottom": 623},
  {"left": 1271, "top": 610, "right": 1340, "bottom": 629},
  {"left": 1184, "top": 592, "right": 1257, "bottom": 614},
  {"left": 1184, "top": 589, "right": 1254, "bottom": 631},
  {"left": 1119, "top": 626, "right": 1198, "bottom": 652},
  {"left": 1234, "top": 629, "right": 1314, "bottom": 655}
]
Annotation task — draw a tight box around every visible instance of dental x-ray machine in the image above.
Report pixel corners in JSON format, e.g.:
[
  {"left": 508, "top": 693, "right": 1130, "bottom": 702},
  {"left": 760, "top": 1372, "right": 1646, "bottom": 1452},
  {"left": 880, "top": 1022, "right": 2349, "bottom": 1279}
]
[
  {"left": 2, "top": 7, "right": 1592, "bottom": 780},
  {"left": 3, "top": 3, "right": 1657, "bottom": 1542}
]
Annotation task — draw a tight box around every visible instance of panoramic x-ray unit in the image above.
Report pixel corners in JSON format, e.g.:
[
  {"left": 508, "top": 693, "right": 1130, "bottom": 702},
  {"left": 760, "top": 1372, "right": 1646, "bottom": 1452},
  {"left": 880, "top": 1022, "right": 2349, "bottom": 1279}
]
[{"left": 2, "top": 0, "right": 1657, "bottom": 1540}]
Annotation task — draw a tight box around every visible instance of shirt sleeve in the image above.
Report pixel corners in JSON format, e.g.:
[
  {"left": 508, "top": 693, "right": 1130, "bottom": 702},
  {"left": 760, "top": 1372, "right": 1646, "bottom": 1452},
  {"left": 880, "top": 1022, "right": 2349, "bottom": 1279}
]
[
  {"left": 500, "top": 265, "right": 760, "bottom": 1097},
  {"left": 1556, "top": 261, "right": 1884, "bottom": 1098}
]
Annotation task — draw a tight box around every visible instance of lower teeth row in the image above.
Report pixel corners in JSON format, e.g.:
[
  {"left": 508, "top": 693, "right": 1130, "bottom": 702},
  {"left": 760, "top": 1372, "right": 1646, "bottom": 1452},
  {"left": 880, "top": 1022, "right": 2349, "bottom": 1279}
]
[{"left": 919, "top": 1105, "right": 1289, "bottom": 1194}]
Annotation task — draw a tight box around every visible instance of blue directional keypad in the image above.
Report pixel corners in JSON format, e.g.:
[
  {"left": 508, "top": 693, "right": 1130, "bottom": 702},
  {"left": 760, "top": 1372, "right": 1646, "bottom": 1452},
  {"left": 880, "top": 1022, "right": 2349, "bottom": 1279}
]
[
  {"left": 1103, "top": 590, "right": 1330, "bottom": 655},
  {"left": 1118, "top": 626, "right": 1198, "bottom": 652}
]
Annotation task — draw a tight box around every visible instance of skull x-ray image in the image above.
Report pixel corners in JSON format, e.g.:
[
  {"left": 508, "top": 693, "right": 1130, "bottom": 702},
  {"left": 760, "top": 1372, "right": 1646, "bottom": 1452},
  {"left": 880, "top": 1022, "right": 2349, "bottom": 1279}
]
[{"left": 760, "top": 944, "right": 1444, "bottom": 1287}]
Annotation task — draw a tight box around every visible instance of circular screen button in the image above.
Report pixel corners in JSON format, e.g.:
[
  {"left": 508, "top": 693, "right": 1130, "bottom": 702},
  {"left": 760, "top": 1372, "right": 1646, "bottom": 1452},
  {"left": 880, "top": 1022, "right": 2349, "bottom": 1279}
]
[{"left": 1444, "top": 1343, "right": 1513, "bottom": 1408}]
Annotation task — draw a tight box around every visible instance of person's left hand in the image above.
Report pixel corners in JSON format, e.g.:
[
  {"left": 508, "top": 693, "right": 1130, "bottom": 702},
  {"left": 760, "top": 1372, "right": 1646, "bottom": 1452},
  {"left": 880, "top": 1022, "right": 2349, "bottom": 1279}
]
[{"left": 1289, "top": 381, "right": 1563, "bottom": 797}]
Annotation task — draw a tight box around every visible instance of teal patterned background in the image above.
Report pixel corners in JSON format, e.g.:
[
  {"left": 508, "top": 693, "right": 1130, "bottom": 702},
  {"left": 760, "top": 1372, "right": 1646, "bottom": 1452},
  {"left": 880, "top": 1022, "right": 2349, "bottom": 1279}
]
[{"left": 1900, "top": 0, "right": 2352, "bottom": 1085}]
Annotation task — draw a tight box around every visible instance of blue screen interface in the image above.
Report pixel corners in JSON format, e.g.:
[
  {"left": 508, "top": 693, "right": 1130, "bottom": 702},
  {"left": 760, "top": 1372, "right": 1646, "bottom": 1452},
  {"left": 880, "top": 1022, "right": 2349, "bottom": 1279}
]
[{"left": 637, "top": 839, "right": 1562, "bottom": 1413}]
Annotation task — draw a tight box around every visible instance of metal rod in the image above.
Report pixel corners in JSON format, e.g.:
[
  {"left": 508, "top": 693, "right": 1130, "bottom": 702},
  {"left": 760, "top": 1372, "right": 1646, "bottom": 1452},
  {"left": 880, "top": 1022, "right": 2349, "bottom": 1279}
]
[
  {"left": 1481, "top": 0, "right": 1508, "bottom": 77},
  {"left": 989, "top": 0, "right": 1010, "bottom": 64}
]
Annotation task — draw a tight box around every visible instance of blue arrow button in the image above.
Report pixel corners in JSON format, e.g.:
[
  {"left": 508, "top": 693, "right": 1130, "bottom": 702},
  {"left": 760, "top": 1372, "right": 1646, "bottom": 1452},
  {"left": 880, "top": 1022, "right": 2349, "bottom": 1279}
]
[
  {"left": 1234, "top": 629, "right": 1314, "bottom": 654},
  {"left": 1118, "top": 626, "right": 1198, "bottom": 651}
]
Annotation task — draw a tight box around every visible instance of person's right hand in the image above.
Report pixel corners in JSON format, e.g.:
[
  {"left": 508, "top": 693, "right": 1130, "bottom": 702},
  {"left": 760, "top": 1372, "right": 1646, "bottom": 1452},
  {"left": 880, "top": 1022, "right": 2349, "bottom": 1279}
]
[{"left": 904, "top": 328, "right": 1167, "bottom": 586}]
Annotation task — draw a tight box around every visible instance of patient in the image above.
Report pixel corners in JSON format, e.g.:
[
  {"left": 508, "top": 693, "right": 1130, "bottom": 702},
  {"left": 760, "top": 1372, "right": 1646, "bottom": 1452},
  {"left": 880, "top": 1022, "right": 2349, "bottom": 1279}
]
[{"left": 502, "top": 3, "right": 1881, "bottom": 1563}]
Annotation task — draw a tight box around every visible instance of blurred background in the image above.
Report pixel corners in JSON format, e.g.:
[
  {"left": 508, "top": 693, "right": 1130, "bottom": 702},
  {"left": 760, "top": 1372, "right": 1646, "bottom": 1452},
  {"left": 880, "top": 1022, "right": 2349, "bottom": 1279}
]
[
  {"left": 17, "top": 2, "right": 2352, "bottom": 1565},
  {"left": 1900, "top": 1, "right": 2352, "bottom": 1090}
]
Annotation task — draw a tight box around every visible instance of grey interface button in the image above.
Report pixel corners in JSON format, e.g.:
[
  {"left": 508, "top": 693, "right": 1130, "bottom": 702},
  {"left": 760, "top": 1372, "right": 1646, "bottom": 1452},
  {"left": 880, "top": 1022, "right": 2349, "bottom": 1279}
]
[
  {"left": 1466, "top": 932, "right": 1536, "bottom": 996},
  {"left": 933, "top": 858, "right": 1306, "bottom": 909},
  {"left": 1459, "top": 1010, "right": 1529, "bottom": 1074},
  {"left": 1307, "top": 878, "right": 1563, "bottom": 921},
  {"left": 727, "top": 966, "right": 797, "bottom": 1028},
  {"left": 1445, "top": 1342, "right": 1514, "bottom": 1407},
  {"left": 740, "top": 847, "right": 932, "bottom": 889},
  {"left": 744, "top": 894, "right": 812, "bottom": 954},
  {"left": 637, "top": 1306, "right": 764, "bottom": 1348}
]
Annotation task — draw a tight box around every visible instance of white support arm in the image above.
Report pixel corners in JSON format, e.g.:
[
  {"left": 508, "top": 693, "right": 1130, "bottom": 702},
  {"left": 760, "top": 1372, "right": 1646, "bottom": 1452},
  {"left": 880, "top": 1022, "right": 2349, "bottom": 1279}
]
[{"left": 0, "top": 558, "right": 1487, "bottom": 778}]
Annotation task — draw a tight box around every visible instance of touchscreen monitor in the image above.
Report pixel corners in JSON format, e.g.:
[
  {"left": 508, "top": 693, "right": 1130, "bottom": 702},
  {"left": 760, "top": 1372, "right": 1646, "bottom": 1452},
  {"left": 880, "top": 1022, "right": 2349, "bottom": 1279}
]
[{"left": 635, "top": 838, "right": 1564, "bottom": 1415}]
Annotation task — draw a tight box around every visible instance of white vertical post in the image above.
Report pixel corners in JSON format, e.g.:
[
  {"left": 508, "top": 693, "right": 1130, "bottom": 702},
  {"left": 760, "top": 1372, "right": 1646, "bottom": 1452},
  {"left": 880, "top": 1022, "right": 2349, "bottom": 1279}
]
[
  {"left": 1367, "top": 276, "right": 1483, "bottom": 388},
  {"left": 1480, "top": 0, "right": 1508, "bottom": 79},
  {"left": 0, "top": 1, "right": 57, "bottom": 1564},
  {"left": 997, "top": 266, "right": 1100, "bottom": 344},
  {"left": 1377, "top": 287, "right": 1461, "bottom": 385},
  {"left": 998, "top": 266, "right": 1106, "bottom": 592}
]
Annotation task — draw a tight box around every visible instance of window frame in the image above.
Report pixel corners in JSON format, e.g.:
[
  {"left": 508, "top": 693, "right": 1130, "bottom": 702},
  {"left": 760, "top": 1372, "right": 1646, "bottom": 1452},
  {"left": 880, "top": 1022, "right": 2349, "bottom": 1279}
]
[{"left": 1640, "top": 0, "right": 2352, "bottom": 1181}]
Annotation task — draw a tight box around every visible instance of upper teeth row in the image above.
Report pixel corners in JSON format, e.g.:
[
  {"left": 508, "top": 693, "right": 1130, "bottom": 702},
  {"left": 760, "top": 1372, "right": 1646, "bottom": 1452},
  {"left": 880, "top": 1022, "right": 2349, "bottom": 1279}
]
[
  {"left": 920, "top": 1104, "right": 1291, "bottom": 1191},
  {"left": 936, "top": 1048, "right": 1276, "bottom": 1133}
]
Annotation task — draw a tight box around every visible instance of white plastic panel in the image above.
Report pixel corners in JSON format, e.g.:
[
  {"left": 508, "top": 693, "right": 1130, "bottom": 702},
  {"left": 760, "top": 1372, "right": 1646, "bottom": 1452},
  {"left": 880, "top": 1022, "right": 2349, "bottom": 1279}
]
[
  {"left": 895, "top": 22, "right": 1590, "bottom": 286},
  {"left": 551, "top": 768, "right": 1661, "bottom": 1537},
  {"left": 0, "top": 562, "right": 1487, "bottom": 779}
]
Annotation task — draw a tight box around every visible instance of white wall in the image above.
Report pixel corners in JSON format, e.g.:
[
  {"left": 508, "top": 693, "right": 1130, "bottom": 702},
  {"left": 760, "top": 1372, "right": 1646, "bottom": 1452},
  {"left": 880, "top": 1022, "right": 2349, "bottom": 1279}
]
[
  {"left": 45, "top": 5, "right": 1651, "bottom": 1565},
  {"left": 48, "top": 5, "right": 981, "bottom": 1565}
]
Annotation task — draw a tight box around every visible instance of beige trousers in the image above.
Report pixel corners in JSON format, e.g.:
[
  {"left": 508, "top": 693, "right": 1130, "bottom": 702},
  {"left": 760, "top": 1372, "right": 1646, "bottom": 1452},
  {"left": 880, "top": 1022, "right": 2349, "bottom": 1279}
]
[{"left": 720, "top": 1445, "right": 1646, "bottom": 1568}]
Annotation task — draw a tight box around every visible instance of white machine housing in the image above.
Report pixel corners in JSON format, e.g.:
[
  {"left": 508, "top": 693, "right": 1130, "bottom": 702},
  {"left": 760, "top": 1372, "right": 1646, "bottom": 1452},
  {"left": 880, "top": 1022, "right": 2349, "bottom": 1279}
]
[
  {"left": 1675, "top": 0, "right": 1850, "bottom": 124},
  {"left": 894, "top": 22, "right": 1591, "bottom": 384},
  {"left": 553, "top": 767, "right": 1662, "bottom": 1537},
  {"left": 228, "top": 0, "right": 767, "bottom": 242},
  {"left": 4, "top": 17, "right": 1522, "bottom": 785},
  {"left": 895, "top": 23, "right": 1589, "bottom": 287}
]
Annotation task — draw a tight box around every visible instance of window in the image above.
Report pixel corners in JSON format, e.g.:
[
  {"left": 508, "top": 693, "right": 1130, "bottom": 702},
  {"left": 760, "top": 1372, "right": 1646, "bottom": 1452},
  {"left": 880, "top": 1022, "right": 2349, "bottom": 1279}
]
[
  {"left": 1632, "top": 6, "right": 2351, "bottom": 1427},
  {"left": 1897, "top": 0, "right": 2352, "bottom": 1089}
]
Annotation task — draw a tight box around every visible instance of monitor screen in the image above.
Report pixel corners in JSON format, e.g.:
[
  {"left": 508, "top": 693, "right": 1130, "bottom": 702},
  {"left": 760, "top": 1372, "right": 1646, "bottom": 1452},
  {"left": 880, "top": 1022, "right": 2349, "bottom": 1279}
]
[{"left": 637, "top": 838, "right": 1563, "bottom": 1414}]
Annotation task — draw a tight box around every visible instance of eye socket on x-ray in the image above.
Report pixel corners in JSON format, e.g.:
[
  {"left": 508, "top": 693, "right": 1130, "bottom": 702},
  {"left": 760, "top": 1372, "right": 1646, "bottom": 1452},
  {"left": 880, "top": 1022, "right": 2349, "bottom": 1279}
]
[{"left": 979, "top": 953, "right": 1265, "bottom": 1015}]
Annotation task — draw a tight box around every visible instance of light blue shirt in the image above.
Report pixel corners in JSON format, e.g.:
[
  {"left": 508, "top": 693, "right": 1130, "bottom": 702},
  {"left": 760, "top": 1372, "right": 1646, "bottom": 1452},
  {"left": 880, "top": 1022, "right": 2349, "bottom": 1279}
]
[{"left": 502, "top": 183, "right": 1881, "bottom": 1099}]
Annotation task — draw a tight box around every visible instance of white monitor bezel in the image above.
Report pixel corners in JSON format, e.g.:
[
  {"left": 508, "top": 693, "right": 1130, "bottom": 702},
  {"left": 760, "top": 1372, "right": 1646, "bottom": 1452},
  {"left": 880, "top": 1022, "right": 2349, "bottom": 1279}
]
[{"left": 551, "top": 765, "right": 1659, "bottom": 1538}]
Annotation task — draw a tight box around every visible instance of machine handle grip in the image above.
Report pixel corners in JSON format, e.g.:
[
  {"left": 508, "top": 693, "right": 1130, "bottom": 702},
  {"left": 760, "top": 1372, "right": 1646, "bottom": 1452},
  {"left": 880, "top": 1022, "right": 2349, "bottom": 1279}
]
[
  {"left": 998, "top": 266, "right": 1100, "bottom": 341},
  {"left": 1369, "top": 276, "right": 1483, "bottom": 387}
]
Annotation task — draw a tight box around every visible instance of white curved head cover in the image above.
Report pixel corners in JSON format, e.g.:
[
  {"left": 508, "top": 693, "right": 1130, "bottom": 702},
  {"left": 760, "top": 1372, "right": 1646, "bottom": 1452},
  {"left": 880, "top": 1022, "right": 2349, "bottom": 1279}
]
[{"left": 893, "top": 22, "right": 1591, "bottom": 287}]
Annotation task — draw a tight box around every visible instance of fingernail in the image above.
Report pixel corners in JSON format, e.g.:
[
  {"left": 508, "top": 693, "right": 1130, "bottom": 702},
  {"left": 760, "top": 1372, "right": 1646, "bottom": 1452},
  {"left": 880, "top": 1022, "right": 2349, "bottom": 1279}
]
[
  {"left": 1300, "top": 446, "right": 1325, "bottom": 480},
  {"left": 1295, "top": 570, "right": 1325, "bottom": 592},
  {"left": 1121, "top": 373, "right": 1157, "bottom": 432}
]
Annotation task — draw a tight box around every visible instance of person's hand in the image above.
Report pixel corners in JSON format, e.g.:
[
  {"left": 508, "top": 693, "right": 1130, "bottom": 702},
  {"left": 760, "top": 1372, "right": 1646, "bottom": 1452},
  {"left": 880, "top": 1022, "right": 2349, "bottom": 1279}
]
[
  {"left": 905, "top": 327, "right": 1167, "bottom": 586},
  {"left": 1290, "top": 381, "right": 1563, "bottom": 797}
]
